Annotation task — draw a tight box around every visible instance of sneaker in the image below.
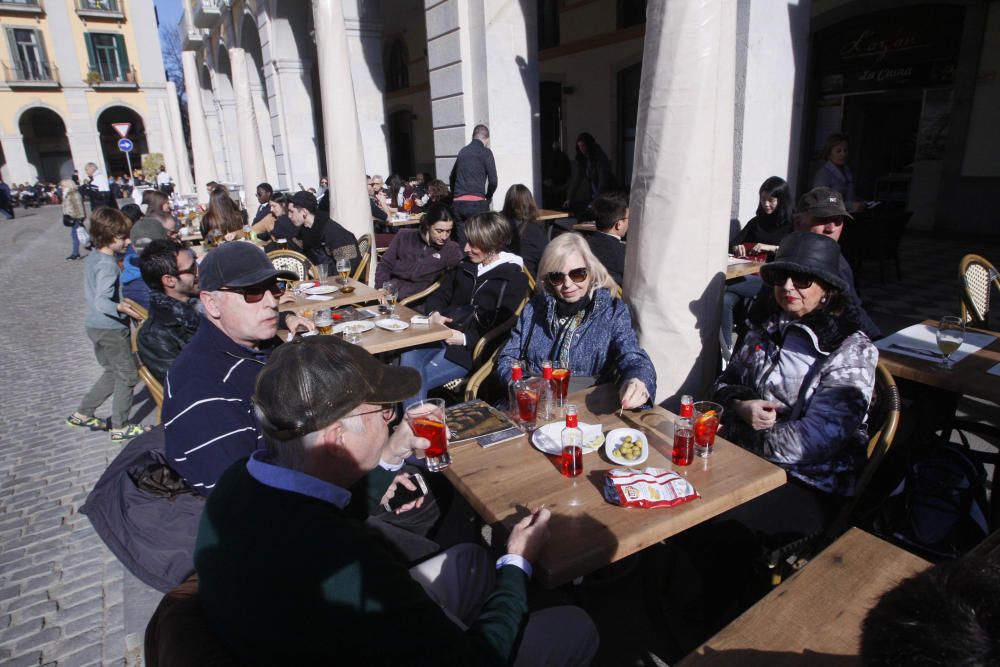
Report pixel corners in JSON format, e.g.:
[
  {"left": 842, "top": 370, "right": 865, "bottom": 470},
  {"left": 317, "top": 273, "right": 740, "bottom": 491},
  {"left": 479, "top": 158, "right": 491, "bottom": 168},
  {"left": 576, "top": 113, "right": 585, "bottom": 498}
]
[
  {"left": 109, "top": 423, "right": 150, "bottom": 442},
  {"left": 66, "top": 412, "right": 107, "bottom": 431}
]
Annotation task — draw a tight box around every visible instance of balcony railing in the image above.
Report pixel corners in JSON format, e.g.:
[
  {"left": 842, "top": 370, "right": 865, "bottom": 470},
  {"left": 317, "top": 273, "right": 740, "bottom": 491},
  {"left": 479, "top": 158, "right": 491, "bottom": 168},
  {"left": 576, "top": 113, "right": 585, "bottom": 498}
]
[
  {"left": 191, "top": 0, "right": 222, "bottom": 29},
  {"left": 75, "top": 0, "right": 124, "bottom": 19},
  {"left": 3, "top": 61, "right": 59, "bottom": 86},
  {"left": 86, "top": 64, "right": 137, "bottom": 88},
  {"left": 0, "top": 0, "right": 43, "bottom": 14}
]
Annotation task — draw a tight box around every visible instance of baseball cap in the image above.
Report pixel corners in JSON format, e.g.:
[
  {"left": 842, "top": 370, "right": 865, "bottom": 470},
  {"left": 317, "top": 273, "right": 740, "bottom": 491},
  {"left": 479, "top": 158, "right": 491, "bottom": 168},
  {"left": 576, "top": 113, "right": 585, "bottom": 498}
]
[
  {"left": 253, "top": 336, "right": 422, "bottom": 441},
  {"left": 796, "top": 187, "right": 853, "bottom": 220},
  {"left": 131, "top": 218, "right": 168, "bottom": 251},
  {"left": 290, "top": 190, "right": 318, "bottom": 214},
  {"left": 198, "top": 241, "right": 298, "bottom": 292}
]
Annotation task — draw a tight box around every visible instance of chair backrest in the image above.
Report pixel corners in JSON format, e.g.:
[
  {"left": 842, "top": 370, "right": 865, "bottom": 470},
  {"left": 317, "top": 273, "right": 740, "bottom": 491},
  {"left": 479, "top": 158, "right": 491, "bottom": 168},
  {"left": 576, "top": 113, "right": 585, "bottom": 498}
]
[
  {"left": 960, "top": 254, "right": 1000, "bottom": 328},
  {"left": 398, "top": 279, "right": 442, "bottom": 308},
  {"left": 144, "top": 575, "right": 238, "bottom": 667},
  {"left": 130, "top": 318, "right": 164, "bottom": 422},
  {"left": 523, "top": 266, "right": 536, "bottom": 293},
  {"left": 267, "top": 249, "right": 313, "bottom": 282},
  {"left": 124, "top": 298, "right": 148, "bottom": 324},
  {"left": 465, "top": 292, "right": 531, "bottom": 402},
  {"left": 353, "top": 233, "right": 373, "bottom": 283}
]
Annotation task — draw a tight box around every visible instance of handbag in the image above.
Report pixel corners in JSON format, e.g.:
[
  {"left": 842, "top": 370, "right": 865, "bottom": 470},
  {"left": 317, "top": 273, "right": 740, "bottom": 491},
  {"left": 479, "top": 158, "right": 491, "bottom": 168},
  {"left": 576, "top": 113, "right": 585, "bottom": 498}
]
[
  {"left": 441, "top": 304, "right": 478, "bottom": 332},
  {"left": 63, "top": 214, "right": 75, "bottom": 227},
  {"left": 76, "top": 225, "right": 91, "bottom": 247}
]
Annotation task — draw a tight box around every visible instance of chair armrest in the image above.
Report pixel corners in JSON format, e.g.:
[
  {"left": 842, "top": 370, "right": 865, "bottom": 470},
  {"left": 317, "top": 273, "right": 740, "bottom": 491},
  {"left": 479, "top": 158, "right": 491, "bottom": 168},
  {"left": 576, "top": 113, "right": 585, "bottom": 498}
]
[{"left": 399, "top": 280, "right": 442, "bottom": 307}]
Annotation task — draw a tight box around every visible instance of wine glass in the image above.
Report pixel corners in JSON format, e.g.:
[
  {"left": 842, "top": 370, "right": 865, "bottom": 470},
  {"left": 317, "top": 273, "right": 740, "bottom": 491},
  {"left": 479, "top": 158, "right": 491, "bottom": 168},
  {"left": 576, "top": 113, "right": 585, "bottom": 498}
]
[
  {"left": 382, "top": 281, "right": 398, "bottom": 317},
  {"left": 335, "top": 258, "right": 351, "bottom": 285},
  {"left": 936, "top": 316, "right": 965, "bottom": 370}
]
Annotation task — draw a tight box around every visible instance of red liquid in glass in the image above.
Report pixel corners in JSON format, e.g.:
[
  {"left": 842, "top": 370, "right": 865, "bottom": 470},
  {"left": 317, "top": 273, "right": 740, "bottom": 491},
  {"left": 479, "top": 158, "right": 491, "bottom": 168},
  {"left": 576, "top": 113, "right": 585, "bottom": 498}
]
[
  {"left": 561, "top": 445, "right": 583, "bottom": 477},
  {"left": 410, "top": 418, "right": 447, "bottom": 458},
  {"left": 694, "top": 416, "right": 719, "bottom": 447},
  {"left": 672, "top": 428, "right": 694, "bottom": 466},
  {"left": 516, "top": 389, "right": 539, "bottom": 423},
  {"left": 551, "top": 368, "right": 571, "bottom": 400}
]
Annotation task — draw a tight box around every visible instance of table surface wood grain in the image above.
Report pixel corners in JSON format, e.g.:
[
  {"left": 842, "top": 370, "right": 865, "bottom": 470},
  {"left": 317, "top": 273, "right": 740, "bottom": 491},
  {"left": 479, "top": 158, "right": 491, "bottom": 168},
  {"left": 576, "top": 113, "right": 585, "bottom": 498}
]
[
  {"left": 281, "top": 303, "right": 452, "bottom": 355},
  {"left": 443, "top": 384, "right": 787, "bottom": 588},
  {"left": 537, "top": 209, "right": 571, "bottom": 221},
  {"left": 678, "top": 528, "right": 930, "bottom": 665},
  {"left": 278, "top": 277, "right": 382, "bottom": 313},
  {"left": 725, "top": 259, "right": 763, "bottom": 281}
]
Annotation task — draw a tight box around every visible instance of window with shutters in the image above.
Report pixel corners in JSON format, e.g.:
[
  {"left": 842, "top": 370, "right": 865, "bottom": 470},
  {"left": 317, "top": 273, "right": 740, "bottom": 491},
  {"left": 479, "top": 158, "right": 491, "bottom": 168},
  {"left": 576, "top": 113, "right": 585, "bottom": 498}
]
[
  {"left": 4, "top": 27, "right": 55, "bottom": 84},
  {"left": 84, "top": 32, "right": 134, "bottom": 85}
]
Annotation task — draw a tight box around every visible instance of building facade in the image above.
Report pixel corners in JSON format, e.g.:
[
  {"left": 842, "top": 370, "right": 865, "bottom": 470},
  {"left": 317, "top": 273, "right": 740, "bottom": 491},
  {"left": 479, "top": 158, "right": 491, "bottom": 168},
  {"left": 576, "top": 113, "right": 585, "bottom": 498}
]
[{"left": 0, "top": 0, "right": 189, "bottom": 188}]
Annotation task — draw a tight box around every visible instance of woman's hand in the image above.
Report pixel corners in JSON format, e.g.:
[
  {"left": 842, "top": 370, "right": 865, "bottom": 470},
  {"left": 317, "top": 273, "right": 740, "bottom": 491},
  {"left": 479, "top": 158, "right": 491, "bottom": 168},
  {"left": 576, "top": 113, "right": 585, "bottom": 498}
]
[
  {"left": 752, "top": 243, "right": 778, "bottom": 254},
  {"left": 443, "top": 328, "right": 465, "bottom": 346},
  {"left": 429, "top": 312, "right": 452, "bottom": 327},
  {"left": 619, "top": 379, "right": 650, "bottom": 410},
  {"left": 733, "top": 399, "right": 781, "bottom": 430},
  {"left": 732, "top": 244, "right": 746, "bottom": 257},
  {"left": 117, "top": 302, "right": 142, "bottom": 320}
]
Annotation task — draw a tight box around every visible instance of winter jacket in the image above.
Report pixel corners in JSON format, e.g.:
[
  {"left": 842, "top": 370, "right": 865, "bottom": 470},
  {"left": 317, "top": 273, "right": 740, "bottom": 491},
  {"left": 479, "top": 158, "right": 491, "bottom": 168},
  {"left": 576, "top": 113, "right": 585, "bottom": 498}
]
[
  {"left": 567, "top": 150, "right": 614, "bottom": 209},
  {"left": 730, "top": 212, "right": 792, "bottom": 248},
  {"left": 449, "top": 139, "right": 498, "bottom": 201},
  {"left": 507, "top": 219, "right": 548, "bottom": 278},
  {"left": 300, "top": 212, "right": 361, "bottom": 273},
  {"left": 374, "top": 229, "right": 463, "bottom": 302},
  {"left": 62, "top": 186, "right": 85, "bottom": 220},
  {"left": 425, "top": 253, "right": 529, "bottom": 370},
  {"left": 137, "top": 291, "right": 201, "bottom": 383},
  {"left": 711, "top": 308, "right": 878, "bottom": 496},
  {"left": 586, "top": 232, "right": 626, "bottom": 287},
  {"left": 813, "top": 162, "right": 857, "bottom": 208},
  {"left": 497, "top": 288, "right": 656, "bottom": 405}
]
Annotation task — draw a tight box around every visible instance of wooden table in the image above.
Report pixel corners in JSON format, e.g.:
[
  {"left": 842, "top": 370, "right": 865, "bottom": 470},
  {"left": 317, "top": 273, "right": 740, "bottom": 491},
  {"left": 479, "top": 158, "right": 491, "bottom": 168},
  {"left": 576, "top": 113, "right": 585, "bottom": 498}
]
[
  {"left": 679, "top": 528, "right": 930, "bottom": 665},
  {"left": 537, "top": 209, "right": 570, "bottom": 221},
  {"left": 443, "top": 384, "right": 787, "bottom": 588},
  {"left": 725, "top": 259, "right": 763, "bottom": 281},
  {"left": 878, "top": 320, "right": 1000, "bottom": 404},
  {"left": 572, "top": 222, "right": 596, "bottom": 233},
  {"left": 380, "top": 215, "right": 420, "bottom": 227},
  {"left": 279, "top": 277, "right": 382, "bottom": 314},
  {"left": 284, "top": 303, "right": 452, "bottom": 355}
]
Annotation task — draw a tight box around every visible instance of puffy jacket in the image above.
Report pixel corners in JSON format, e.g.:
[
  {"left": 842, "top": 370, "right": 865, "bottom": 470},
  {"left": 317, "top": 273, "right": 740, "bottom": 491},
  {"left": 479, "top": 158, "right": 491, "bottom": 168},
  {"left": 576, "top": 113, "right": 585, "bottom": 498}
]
[
  {"left": 497, "top": 288, "right": 656, "bottom": 404},
  {"left": 137, "top": 291, "right": 201, "bottom": 383},
  {"left": 426, "top": 253, "right": 529, "bottom": 370},
  {"left": 712, "top": 308, "right": 878, "bottom": 495}
]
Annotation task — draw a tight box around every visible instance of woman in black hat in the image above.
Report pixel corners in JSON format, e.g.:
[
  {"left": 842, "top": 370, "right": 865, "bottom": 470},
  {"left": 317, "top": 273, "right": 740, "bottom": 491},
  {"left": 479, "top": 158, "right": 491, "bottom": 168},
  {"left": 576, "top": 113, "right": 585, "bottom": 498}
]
[{"left": 711, "top": 231, "right": 878, "bottom": 534}]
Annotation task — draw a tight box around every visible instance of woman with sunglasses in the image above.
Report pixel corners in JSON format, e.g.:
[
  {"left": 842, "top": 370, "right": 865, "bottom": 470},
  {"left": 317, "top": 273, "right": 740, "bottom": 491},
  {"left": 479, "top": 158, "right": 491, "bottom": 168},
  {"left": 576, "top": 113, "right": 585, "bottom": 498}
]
[
  {"left": 400, "top": 212, "right": 529, "bottom": 405},
  {"left": 711, "top": 231, "right": 877, "bottom": 536},
  {"left": 496, "top": 233, "right": 656, "bottom": 410}
]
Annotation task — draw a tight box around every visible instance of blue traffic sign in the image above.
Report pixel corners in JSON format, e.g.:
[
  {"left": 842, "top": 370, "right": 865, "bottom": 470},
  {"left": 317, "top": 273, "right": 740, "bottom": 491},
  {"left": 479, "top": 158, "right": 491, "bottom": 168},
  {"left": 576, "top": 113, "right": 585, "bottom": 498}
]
[{"left": 117, "top": 138, "right": 134, "bottom": 152}]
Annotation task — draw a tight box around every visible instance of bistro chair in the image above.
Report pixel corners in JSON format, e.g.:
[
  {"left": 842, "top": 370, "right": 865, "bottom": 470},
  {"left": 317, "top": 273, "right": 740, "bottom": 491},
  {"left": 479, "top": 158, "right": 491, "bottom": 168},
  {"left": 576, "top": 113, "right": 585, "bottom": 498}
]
[
  {"left": 144, "top": 574, "right": 237, "bottom": 667},
  {"left": 266, "top": 249, "right": 315, "bottom": 282},
  {"left": 123, "top": 298, "right": 148, "bottom": 324},
  {"left": 767, "top": 362, "right": 901, "bottom": 585},
  {"left": 959, "top": 253, "right": 1000, "bottom": 329},
  {"left": 353, "top": 233, "right": 373, "bottom": 283},
  {"left": 129, "top": 319, "right": 164, "bottom": 423},
  {"left": 398, "top": 279, "right": 442, "bottom": 310}
]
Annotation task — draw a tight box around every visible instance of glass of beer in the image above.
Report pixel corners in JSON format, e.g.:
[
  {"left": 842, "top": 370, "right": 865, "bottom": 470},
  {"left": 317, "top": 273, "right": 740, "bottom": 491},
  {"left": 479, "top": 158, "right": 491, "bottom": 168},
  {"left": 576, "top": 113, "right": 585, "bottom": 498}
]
[
  {"left": 336, "top": 258, "right": 351, "bottom": 285},
  {"left": 405, "top": 399, "right": 450, "bottom": 472},
  {"left": 936, "top": 316, "right": 965, "bottom": 369},
  {"left": 382, "top": 281, "right": 398, "bottom": 317},
  {"left": 314, "top": 309, "right": 333, "bottom": 335}
]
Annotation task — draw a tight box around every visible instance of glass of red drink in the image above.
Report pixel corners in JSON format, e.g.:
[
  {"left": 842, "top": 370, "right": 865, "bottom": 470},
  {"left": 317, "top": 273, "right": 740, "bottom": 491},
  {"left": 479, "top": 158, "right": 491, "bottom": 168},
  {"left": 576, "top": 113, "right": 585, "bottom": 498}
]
[
  {"left": 561, "top": 445, "right": 583, "bottom": 477},
  {"left": 692, "top": 401, "right": 723, "bottom": 458},
  {"left": 551, "top": 366, "right": 571, "bottom": 402},
  {"left": 516, "top": 383, "right": 540, "bottom": 430},
  {"left": 405, "top": 398, "right": 450, "bottom": 471}
]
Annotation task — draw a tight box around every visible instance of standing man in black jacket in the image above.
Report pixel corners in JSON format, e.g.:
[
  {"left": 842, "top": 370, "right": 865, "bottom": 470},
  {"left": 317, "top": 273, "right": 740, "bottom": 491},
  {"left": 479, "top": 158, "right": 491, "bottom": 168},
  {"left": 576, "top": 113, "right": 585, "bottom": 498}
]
[{"left": 449, "top": 124, "right": 497, "bottom": 246}]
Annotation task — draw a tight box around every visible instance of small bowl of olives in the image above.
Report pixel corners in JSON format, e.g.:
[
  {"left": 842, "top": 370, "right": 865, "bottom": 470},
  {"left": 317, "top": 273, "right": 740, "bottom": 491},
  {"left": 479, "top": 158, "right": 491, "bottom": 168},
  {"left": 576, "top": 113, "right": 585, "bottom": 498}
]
[{"left": 605, "top": 428, "right": 649, "bottom": 466}]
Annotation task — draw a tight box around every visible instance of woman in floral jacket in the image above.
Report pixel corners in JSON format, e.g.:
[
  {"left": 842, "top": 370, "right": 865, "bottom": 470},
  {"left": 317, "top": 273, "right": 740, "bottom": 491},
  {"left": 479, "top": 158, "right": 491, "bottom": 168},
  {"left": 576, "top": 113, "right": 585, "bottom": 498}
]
[{"left": 497, "top": 233, "right": 655, "bottom": 409}]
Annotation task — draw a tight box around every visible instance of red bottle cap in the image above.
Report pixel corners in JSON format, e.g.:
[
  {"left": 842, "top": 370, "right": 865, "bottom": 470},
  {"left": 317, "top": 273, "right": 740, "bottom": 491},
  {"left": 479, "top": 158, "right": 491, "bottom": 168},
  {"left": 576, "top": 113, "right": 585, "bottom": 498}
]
[
  {"left": 512, "top": 366, "right": 523, "bottom": 381},
  {"left": 542, "top": 365, "right": 553, "bottom": 379},
  {"left": 680, "top": 395, "right": 693, "bottom": 419}
]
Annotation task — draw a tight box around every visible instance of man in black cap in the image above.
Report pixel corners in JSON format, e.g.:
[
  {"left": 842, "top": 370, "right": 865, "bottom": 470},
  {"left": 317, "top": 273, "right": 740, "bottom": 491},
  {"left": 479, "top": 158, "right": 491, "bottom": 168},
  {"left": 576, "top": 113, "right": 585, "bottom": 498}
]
[
  {"left": 287, "top": 190, "right": 361, "bottom": 274},
  {"left": 195, "top": 335, "right": 598, "bottom": 666},
  {"left": 162, "top": 242, "right": 314, "bottom": 494}
]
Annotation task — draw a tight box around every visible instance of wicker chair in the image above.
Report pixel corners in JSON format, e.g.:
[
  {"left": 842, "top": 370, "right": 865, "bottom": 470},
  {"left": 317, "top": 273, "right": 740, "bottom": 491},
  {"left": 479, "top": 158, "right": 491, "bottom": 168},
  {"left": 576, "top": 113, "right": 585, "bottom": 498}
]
[
  {"left": 129, "top": 319, "right": 164, "bottom": 423},
  {"left": 398, "top": 280, "right": 442, "bottom": 309},
  {"left": 960, "top": 254, "right": 1000, "bottom": 329},
  {"left": 768, "top": 361, "right": 901, "bottom": 585},
  {"left": 353, "top": 233, "right": 373, "bottom": 283},
  {"left": 123, "top": 298, "right": 148, "bottom": 324},
  {"left": 267, "top": 249, "right": 315, "bottom": 282}
]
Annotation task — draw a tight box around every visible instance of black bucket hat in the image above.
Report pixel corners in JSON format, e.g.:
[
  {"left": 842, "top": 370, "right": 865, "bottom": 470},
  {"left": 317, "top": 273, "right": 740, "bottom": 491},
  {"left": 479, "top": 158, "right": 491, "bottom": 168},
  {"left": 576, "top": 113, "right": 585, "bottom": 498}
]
[
  {"left": 760, "top": 231, "right": 849, "bottom": 292},
  {"left": 253, "top": 335, "right": 421, "bottom": 441}
]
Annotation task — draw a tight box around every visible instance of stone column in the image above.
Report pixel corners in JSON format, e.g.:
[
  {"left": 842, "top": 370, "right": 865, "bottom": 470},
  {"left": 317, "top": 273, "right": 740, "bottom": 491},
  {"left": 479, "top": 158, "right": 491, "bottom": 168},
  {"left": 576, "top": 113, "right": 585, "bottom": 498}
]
[
  {"left": 245, "top": 51, "right": 279, "bottom": 186},
  {"left": 0, "top": 132, "right": 34, "bottom": 183},
  {"left": 271, "top": 58, "right": 320, "bottom": 191},
  {"left": 166, "top": 80, "right": 195, "bottom": 196},
  {"left": 626, "top": 1, "right": 737, "bottom": 404},
  {"left": 312, "top": 0, "right": 374, "bottom": 264},
  {"left": 182, "top": 50, "right": 218, "bottom": 202},
  {"left": 343, "top": 0, "right": 389, "bottom": 178},
  {"left": 229, "top": 46, "right": 268, "bottom": 204},
  {"left": 157, "top": 99, "right": 182, "bottom": 192}
]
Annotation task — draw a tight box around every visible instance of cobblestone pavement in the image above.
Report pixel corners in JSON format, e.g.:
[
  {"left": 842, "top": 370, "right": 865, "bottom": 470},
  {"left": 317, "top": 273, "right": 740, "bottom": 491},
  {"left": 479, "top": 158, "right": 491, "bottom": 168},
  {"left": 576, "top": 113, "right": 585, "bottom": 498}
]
[{"left": 0, "top": 205, "right": 152, "bottom": 667}]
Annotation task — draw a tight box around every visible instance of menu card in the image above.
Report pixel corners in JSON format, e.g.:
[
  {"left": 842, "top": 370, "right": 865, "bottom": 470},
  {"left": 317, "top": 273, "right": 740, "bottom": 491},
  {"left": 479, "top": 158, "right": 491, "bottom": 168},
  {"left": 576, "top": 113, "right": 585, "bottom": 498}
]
[{"left": 446, "top": 400, "right": 522, "bottom": 448}]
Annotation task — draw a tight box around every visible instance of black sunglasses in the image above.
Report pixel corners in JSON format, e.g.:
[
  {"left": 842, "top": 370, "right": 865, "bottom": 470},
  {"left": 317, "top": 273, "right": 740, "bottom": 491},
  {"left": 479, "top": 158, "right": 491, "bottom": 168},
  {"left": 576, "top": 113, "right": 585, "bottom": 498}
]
[
  {"left": 546, "top": 267, "right": 588, "bottom": 286},
  {"left": 765, "top": 270, "right": 814, "bottom": 290},
  {"left": 219, "top": 281, "right": 286, "bottom": 303},
  {"left": 175, "top": 264, "right": 198, "bottom": 277}
]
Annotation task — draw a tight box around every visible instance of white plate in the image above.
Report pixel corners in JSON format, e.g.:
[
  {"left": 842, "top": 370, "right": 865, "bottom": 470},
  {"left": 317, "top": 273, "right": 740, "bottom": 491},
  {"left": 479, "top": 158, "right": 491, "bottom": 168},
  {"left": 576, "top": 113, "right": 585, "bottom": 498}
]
[
  {"left": 375, "top": 318, "right": 410, "bottom": 332},
  {"left": 605, "top": 428, "right": 649, "bottom": 466},
  {"left": 531, "top": 422, "right": 604, "bottom": 456},
  {"left": 305, "top": 285, "right": 338, "bottom": 295},
  {"left": 332, "top": 320, "right": 375, "bottom": 335}
]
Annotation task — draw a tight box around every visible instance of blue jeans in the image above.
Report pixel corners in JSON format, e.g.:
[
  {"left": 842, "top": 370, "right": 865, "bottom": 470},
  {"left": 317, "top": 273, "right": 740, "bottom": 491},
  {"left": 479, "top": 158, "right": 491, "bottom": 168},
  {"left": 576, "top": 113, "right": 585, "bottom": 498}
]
[
  {"left": 721, "top": 275, "right": 763, "bottom": 351},
  {"left": 452, "top": 199, "right": 489, "bottom": 247},
  {"left": 400, "top": 345, "right": 468, "bottom": 407},
  {"left": 70, "top": 221, "right": 81, "bottom": 256}
]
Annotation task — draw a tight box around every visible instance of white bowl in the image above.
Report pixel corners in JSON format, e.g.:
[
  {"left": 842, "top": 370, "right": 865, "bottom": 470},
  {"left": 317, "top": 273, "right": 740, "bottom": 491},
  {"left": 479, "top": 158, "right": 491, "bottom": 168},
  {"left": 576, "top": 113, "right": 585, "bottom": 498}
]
[{"left": 605, "top": 428, "right": 649, "bottom": 466}]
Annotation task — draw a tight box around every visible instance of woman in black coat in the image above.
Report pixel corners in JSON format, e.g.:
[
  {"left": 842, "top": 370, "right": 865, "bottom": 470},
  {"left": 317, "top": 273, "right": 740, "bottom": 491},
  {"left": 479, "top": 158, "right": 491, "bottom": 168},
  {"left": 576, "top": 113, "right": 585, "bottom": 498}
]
[
  {"left": 502, "top": 184, "right": 548, "bottom": 277},
  {"left": 401, "top": 212, "right": 529, "bottom": 404}
]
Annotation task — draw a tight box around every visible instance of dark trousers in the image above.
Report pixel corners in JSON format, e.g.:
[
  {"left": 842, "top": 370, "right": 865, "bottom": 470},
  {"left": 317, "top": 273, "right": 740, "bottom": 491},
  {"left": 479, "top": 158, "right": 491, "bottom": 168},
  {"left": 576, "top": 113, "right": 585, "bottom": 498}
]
[{"left": 451, "top": 199, "right": 489, "bottom": 247}]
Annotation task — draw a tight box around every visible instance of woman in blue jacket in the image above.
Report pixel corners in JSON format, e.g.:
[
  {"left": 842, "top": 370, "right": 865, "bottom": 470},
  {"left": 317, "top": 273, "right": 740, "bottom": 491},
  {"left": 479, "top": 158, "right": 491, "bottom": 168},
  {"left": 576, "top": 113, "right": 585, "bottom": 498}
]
[{"left": 497, "top": 233, "right": 655, "bottom": 409}]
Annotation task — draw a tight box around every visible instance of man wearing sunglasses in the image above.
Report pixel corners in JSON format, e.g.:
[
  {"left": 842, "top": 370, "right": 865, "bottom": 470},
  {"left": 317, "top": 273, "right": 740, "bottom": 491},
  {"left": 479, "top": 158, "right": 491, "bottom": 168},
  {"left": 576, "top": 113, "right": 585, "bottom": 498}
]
[
  {"left": 162, "top": 242, "right": 315, "bottom": 495},
  {"left": 136, "top": 239, "right": 202, "bottom": 384}
]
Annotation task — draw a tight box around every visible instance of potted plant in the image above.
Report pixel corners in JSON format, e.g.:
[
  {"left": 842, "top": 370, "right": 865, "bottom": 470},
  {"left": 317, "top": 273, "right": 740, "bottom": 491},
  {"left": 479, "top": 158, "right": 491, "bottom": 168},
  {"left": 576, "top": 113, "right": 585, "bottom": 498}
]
[{"left": 84, "top": 69, "right": 101, "bottom": 86}]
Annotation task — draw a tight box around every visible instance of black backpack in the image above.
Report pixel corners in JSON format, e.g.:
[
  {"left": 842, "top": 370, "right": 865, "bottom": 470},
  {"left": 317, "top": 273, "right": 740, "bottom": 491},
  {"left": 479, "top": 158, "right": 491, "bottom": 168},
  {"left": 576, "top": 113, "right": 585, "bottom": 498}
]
[{"left": 876, "top": 438, "right": 990, "bottom": 560}]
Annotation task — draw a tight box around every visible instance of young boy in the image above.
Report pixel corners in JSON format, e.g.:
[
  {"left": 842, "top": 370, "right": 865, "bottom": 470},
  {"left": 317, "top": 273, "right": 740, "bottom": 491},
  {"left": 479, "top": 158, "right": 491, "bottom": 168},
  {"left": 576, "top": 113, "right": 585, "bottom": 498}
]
[{"left": 66, "top": 207, "right": 147, "bottom": 441}]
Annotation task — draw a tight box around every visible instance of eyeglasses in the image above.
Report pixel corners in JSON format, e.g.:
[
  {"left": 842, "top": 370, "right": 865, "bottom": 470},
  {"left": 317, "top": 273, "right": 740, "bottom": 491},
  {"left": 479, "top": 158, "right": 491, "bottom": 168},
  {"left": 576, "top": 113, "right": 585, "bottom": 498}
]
[
  {"left": 546, "top": 267, "right": 589, "bottom": 286},
  {"left": 765, "top": 270, "right": 814, "bottom": 290},
  {"left": 175, "top": 264, "right": 198, "bottom": 277},
  {"left": 218, "top": 281, "right": 286, "bottom": 303},
  {"left": 352, "top": 404, "right": 398, "bottom": 423}
]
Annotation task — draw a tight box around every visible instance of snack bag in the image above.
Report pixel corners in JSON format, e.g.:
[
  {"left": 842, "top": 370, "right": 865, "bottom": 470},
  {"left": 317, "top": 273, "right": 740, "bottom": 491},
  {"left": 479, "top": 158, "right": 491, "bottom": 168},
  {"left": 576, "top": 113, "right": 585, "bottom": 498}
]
[{"left": 603, "top": 467, "right": 699, "bottom": 509}]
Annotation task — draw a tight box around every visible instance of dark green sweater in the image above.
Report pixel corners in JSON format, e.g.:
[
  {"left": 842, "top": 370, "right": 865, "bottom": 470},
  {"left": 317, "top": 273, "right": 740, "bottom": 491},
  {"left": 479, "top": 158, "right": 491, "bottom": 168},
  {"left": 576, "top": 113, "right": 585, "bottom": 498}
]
[{"left": 194, "top": 461, "right": 530, "bottom": 666}]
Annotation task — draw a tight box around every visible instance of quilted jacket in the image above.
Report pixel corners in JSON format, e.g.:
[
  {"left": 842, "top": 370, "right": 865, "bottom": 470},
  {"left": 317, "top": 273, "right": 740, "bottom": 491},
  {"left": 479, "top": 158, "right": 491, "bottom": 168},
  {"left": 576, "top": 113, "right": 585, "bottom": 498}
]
[{"left": 712, "top": 307, "right": 878, "bottom": 495}]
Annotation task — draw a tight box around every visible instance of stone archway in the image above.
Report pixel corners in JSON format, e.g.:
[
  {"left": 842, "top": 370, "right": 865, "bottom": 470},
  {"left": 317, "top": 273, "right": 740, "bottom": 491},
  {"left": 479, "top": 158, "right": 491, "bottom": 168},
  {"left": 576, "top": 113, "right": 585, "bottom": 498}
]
[
  {"left": 19, "top": 107, "right": 72, "bottom": 182},
  {"left": 96, "top": 106, "right": 147, "bottom": 179}
]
